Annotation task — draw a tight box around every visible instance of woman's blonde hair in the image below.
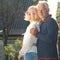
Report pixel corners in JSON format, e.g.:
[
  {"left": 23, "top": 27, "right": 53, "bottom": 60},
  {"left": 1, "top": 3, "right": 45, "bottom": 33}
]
[{"left": 25, "top": 5, "right": 41, "bottom": 22}]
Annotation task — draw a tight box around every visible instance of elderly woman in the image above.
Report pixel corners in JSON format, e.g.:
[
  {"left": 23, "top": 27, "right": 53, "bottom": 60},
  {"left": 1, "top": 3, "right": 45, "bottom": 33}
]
[{"left": 18, "top": 5, "right": 41, "bottom": 60}]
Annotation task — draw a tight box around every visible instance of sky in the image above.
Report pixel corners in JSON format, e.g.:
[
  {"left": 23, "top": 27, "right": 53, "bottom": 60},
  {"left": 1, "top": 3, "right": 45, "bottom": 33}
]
[
  {"left": 48, "top": 0, "right": 60, "bottom": 19},
  {"left": 58, "top": 0, "right": 60, "bottom": 2}
]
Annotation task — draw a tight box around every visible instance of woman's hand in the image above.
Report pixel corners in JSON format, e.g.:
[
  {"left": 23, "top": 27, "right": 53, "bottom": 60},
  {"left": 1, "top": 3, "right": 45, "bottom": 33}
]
[{"left": 18, "top": 54, "right": 23, "bottom": 60}]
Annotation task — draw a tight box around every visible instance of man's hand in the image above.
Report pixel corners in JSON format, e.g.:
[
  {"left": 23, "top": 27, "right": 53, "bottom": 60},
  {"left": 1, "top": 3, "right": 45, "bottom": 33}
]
[
  {"left": 18, "top": 54, "right": 23, "bottom": 60},
  {"left": 30, "top": 28, "right": 38, "bottom": 37}
]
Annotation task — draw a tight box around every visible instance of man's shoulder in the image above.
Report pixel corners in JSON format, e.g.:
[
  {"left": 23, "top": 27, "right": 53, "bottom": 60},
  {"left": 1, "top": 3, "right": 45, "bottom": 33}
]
[
  {"left": 47, "top": 18, "right": 59, "bottom": 29},
  {"left": 41, "top": 18, "right": 57, "bottom": 26},
  {"left": 47, "top": 18, "right": 55, "bottom": 22},
  {"left": 47, "top": 18, "right": 58, "bottom": 24}
]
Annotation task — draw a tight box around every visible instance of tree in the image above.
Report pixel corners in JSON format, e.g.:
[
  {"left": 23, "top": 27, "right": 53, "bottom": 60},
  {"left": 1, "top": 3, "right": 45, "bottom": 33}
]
[{"left": 0, "top": 0, "right": 23, "bottom": 60}]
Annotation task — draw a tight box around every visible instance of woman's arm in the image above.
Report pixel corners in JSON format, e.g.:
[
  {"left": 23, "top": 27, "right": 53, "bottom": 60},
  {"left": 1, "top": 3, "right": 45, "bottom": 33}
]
[{"left": 19, "top": 28, "right": 38, "bottom": 55}]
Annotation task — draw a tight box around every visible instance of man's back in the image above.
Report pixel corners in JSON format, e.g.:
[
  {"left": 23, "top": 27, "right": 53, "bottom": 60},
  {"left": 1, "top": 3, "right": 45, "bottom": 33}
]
[{"left": 37, "top": 18, "right": 59, "bottom": 58}]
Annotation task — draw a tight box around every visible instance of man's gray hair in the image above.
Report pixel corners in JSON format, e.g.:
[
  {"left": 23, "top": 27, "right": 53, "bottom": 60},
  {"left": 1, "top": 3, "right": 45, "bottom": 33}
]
[{"left": 37, "top": 1, "right": 49, "bottom": 9}]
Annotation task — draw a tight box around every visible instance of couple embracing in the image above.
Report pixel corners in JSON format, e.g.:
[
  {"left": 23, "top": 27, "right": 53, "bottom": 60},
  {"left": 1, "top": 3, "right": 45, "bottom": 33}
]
[{"left": 18, "top": 1, "right": 59, "bottom": 60}]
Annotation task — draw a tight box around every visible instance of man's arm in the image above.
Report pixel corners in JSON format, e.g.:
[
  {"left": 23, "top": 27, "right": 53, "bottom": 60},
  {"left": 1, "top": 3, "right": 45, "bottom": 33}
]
[
  {"left": 30, "top": 28, "right": 38, "bottom": 37},
  {"left": 39, "top": 19, "right": 58, "bottom": 44}
]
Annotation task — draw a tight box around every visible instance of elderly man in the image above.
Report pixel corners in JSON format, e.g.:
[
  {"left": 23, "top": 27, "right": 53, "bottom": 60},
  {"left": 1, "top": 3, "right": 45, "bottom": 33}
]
[{"left": 36, "top": 1, "right": 59, "bottom": 60}]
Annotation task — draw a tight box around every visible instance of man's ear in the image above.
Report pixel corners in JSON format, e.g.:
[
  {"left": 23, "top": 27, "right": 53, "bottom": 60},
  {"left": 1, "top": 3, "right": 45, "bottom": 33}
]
[{"left": 48, "top": 8, "right": 50, "bottom": 12}]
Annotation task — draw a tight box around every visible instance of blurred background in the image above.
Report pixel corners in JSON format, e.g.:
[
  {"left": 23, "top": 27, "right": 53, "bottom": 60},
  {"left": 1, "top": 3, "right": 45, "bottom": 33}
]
[{"left": 0, "top": 0, "right": 60, "bottom": 60}]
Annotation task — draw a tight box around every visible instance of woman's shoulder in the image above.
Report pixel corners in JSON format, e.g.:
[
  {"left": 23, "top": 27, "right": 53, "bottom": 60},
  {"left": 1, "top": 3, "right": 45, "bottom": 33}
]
[{"left": 30, "top": 22, "right": 40, "bottom": 32}]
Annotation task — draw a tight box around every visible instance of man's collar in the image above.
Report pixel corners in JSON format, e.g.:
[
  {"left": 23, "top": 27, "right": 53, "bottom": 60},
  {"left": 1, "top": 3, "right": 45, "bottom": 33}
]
[{"left": 43, "top": 15, "right": 51, "bottom": 22}]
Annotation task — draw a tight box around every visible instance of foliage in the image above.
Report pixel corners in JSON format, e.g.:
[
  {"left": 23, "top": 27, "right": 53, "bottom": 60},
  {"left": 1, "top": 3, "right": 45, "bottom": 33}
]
[
  {"left": 4, "top": 45, "right": 15, "bottom": 58},
  {"left": 33, "top": 0, "right": 38, "bottom": 3},
  {"left": 57, "top": 8, "right": 60, "bottom": 17},
  {"left": 15, "top": 38, "right": 22, "bottom": 51},
  {"left": 0, "top": 0, "right": 23, "bottom": 30},
  {"left": 32, "top": 0, "right": 47, "bottom": 3},
  {"left": 4, "top": 38, "right": 22, "bottom": 60},
  {"left": 57, "top": 7, "right": 60, "bottom": 32}
]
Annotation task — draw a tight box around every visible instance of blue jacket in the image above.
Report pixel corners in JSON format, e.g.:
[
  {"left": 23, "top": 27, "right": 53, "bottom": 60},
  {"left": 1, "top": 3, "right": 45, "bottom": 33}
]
[{"left": 37, "top": 18, "right": 59, "bottom": 58}]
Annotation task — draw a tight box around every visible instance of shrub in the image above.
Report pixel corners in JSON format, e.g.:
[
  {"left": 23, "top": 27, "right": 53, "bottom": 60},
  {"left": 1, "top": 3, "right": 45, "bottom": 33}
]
[{"left": 4, "top": 38, "right": 22, "bottom": 60}]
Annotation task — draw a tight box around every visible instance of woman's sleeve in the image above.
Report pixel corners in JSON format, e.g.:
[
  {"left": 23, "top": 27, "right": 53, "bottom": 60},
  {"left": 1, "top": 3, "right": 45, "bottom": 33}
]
[{"left": 19, "top": 33, "right": 37, "bottom": 55}]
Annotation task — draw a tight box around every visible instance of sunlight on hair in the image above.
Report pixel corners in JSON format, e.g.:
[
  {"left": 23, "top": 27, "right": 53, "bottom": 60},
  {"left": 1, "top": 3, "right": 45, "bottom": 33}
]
[
  {"left": 37, "top": 1, "right": 49, "bottom": 11},
  {"left": 48, "top": 0, "right": 58, "bottom": 19}
]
